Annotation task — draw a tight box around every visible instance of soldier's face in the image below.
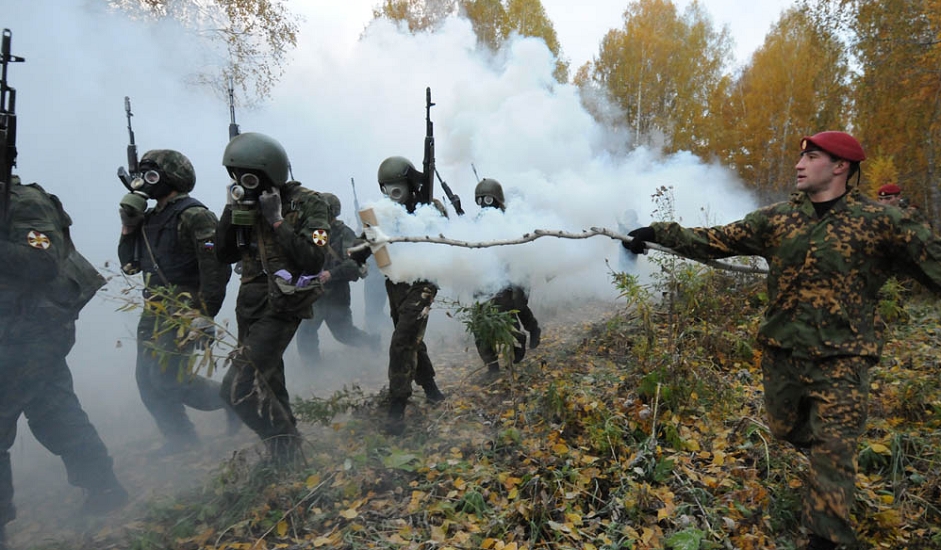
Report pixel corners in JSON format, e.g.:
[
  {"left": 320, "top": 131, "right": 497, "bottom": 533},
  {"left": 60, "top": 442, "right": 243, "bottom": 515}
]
[
  {"left": 796, "top": 150, "right": 842, "bottom": 195},
  {"left": 878, "top": 194, "right": 901, "bottom": 206}
]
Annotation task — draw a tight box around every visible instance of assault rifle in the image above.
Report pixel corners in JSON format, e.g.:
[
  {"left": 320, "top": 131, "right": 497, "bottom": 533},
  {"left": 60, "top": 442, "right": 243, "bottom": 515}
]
[
  {"left": 227, "top": 75, "right": 240, "bottom": 140},
  {"left": 116, "top": 96, "right": 140, "bottom": 191},
  {"left": 420, "top": 87, "right": 435, "bottom": 206},
  {"left": 1, "top": 28, "right": 25, "bottom": 225},
  {"left": 421, "top": 87, "right": 463, "bottom": 215}
]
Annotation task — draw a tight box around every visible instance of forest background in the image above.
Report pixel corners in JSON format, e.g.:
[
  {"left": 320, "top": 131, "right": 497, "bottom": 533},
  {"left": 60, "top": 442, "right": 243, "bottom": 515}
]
[{"left": 105, "top": 0, "right": 941, "bottom": 219}]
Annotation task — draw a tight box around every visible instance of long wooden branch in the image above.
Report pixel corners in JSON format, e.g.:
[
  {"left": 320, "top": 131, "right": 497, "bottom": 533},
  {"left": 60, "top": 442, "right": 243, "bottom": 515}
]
[{"left": 349, "top": 227, "right": 768, "bottom": 275}]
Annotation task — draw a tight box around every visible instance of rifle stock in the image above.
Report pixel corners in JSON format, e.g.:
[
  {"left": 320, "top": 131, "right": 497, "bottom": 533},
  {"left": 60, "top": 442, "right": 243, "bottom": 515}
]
[{"left": 1, "top": 28, "right": 25, "bottom": 225}]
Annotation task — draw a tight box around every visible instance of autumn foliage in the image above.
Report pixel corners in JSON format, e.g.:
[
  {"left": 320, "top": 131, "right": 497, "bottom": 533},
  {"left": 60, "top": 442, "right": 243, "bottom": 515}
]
[{"left": 33, "top": 255, "right": 941, "bottom": 550}]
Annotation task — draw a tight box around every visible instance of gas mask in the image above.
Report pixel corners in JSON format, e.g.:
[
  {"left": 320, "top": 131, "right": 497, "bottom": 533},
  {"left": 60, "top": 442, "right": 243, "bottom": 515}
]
[
  {"left": 476, "top": 194, "right": 499, "bottom": 208},
  {"left": 381, "top": 182, "right": 411, "bottom": 205},
  {"left": 129, "top": 160, "right": 174, "bottom": 201},
  {"left": 227, "top": 169, "right": 266, "bottom": 226}
]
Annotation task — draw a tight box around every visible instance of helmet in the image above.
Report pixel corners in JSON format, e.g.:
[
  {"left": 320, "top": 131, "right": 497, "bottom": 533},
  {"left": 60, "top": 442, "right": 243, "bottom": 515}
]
[
  {"left": 800, "top": 131, "right": 865, "bottom": 162},
  {"left": 377, "top": 156, "right": 417, "bottom": 187},
  {"left": 222, "top": 132, "right": 290, "bottom": 187},
  {"left": 323, "top": 192, "right": 341, "bottom": 218},
  {"left": 139, "top": 149, "right": 196, "bottom": 193},
  {"left": 474, "top": 178, "right": 506, "bottom": 210}
]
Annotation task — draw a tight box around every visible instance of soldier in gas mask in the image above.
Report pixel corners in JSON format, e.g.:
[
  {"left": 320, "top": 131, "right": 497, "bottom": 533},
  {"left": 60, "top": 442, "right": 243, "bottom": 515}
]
[
  {"left": 472, "top": 178, "right": 541, "bottom": 372},
  {"left": 350, "top": 156, "right": 446, "bottom": 436},
  {"left": 118, "top": 149, "right": 235, "bottom": 456},
  {"left": 214, "top": 132, "right": 331, "bottom": 464}
]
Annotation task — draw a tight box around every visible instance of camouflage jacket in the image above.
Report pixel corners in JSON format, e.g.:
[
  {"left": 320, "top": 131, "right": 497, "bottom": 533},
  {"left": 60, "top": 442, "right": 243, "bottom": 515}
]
[
  {"left": 0, "top": 181, "right": 66, "bottom": 308},
  {"left": 118, "top": 193, "right": 231, "bottom": 317},
  {"left": 216, "top": 181, "right": 331, "bottom": 286},
  {"left": 651, "top": 188, "right": 941, "bottom": 358},
  {"left": 1, "top": 178, "right": 107, "bottom": 322}
]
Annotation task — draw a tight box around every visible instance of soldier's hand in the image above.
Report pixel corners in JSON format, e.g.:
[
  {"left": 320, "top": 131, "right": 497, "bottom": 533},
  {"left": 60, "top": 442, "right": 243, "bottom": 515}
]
[
  {"left": 185, "top": 315, "right": 217, "bottom": 351},
  {"left": 319, "top": 270, "right": 332, "bottom": 283},
  {"left": 363, "top": 225, "right": 379, "bottom": 243},
  {"left": 348, "top": 246, "right": 372, "bottom": 265},
  {"left": 259, "top": 189, "right": 284, "bottom": 226},
  {"left": 625, "top": 226, "right": 655, "bottom": 255},
  {"left": 119, "top": 205, "right": 144, "bottom": 228},
  {"left": 119, "top": 192, "right": 146, "bottom": 229}
]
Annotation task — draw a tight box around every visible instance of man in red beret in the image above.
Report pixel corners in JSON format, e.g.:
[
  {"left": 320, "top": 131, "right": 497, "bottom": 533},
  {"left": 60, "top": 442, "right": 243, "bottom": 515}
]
[
  {"left": 624, "top": 131, "right": 941, "bottom": 550},
  {"left": 876, "top": 183, "right": 902, "bottom": 207}
]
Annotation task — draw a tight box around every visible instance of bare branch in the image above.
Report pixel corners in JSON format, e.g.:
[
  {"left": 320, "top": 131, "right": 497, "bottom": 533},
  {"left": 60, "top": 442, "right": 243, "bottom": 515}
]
[{"left": 350, "top": 226, "right": 768, "bottom": 274}]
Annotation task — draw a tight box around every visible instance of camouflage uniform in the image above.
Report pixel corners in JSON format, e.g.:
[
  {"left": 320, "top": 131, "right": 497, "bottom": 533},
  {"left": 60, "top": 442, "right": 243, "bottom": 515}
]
[
  {"left": 475, "top": 285, "right": 540, "bottom": 371},
  {"left": 386, "top": 278, "right": 439, "bottom": 403},
  {"left": 383, "top": 199, "right": 449, "bottom": 407},
  {"left": 295, "top": 217, "right": 377, "bottom": 366},
  {"left": 649, "top": 187, "right": 941, "bottom": 546},
  {"left": 1, "top": 179, "right": 125, "bottom": 531},
  {"left": 118, "top": 193, "right": 232, "bottom": 449},
  {"left": 215, "top": 181, "right": 330, "bottom": 456}
]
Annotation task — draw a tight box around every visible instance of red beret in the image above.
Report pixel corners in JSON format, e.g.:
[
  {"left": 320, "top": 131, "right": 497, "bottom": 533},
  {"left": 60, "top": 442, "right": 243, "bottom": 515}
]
[
  {"left": 800, "top": 131, "right": 866, "bottom": 162},
  {"left": 878, "top": 183, "right": 901, "bottom": 197}
]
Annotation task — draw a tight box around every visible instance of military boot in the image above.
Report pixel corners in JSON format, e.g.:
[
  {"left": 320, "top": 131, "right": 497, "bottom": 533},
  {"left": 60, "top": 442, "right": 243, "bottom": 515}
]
[
  {"left": 83, "top": 476, "right": 129, "bottom": 516},
  {"left": 487, "top": 361, "right": 500, "bottom": 373},
  {"left": 386, "top": 400, "right": 407, "bottom": 436},
  {"left": 421, "top": 380, "right": 446, "bottom": 404},
  {"left": 805, "top": 535, "right": 838, "bottom": 550},
  {"left": 0, "top": 523, "right": 7, "bottom": 550}
]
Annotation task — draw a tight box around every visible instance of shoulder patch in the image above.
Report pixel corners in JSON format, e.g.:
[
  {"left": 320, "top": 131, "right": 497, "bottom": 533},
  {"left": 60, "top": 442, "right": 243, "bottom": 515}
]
[
  {"left": 312, "top": 229, "right": 329, "bottom": 246},
  {"left": 27, "top": 230, "right": 52, "bottom": 250}
]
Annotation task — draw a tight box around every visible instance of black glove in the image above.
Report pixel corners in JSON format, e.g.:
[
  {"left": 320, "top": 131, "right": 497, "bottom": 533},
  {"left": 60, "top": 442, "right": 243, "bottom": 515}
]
[
  {"left": 348, "top": 246, "right": 372, "bottom": 265},
  {"left": 624, "top": 226, "right": 655, "bottom": 254},
  {"left": 119, "top": 205, "right": 144, "bottom": 228},
  {"left": 259, "top": 190, "right": 284, "bottom": 226}
]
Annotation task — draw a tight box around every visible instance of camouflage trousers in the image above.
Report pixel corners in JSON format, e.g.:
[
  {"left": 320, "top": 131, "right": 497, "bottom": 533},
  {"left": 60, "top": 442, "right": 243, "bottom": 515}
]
[
  {"left": 761, "top": 346, "right": 873, "bottom": 546},
  {"left": 386, "top": 279, "right": 437, "bottom": 403},
  {"left": 222, "top": 282, "right": 302, "bottom": 446},
  {"left": 0, "top": 319, "right": 118, "bottom": 526},
  {"left": 295, "top": 286, "right": 377, "bottom": 365},
  {"left": 137, "top": 307, "right": 227, "bottom": 444},
  {"left": 474, "top": 286, "right": 539, "bottom": 368}
]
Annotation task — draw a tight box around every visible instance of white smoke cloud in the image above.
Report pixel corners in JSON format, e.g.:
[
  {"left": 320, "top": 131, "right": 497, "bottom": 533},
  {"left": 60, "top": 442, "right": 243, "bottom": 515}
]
[{"left": 4, "top": 0, "right": 761, "bottom": 531}]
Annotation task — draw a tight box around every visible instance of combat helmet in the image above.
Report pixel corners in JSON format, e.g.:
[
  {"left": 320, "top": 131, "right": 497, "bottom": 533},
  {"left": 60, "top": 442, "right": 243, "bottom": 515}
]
[
  {"left": 474, "top": 178, "right": 505, "bottom": 211},
  {"left": 139, "top": 149, "right": 196, "bottom": 193},
  {"left": 378, "top": 156, "right": 421, "bottom": 186},
  {"left": 322, "top": 192, "right": 341, "bottom": 218},
  {"left": 377, "top": 156, "right": 420, "bottom": 206},
  {"left": 223, "top": 132, "right": 290, "bottom": 188}
]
